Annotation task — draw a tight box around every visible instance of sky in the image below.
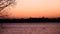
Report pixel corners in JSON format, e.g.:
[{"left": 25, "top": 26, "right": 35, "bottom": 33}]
[{"left": 5, "top": 0, "right": 60, "bottom": 18}]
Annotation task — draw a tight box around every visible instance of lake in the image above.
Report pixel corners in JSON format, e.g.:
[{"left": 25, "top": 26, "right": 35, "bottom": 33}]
[{"left": 0, "top": 23, "right": 60, "bottom": 34}]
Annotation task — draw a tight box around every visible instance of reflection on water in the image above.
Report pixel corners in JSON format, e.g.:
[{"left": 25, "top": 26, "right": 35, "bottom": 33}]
[{"left": 0, "top": 23, "right": 60, "bottom": 34}]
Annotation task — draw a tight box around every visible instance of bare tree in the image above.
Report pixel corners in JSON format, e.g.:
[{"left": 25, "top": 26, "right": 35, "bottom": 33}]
[{"left": 0, "top": 0, "right": 15, "bottom": 19}]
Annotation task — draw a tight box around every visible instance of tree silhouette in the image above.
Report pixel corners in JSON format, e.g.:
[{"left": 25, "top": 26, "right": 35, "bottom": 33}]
[{"left": 0, "top": 0, "right": 15, "bottom": 19}]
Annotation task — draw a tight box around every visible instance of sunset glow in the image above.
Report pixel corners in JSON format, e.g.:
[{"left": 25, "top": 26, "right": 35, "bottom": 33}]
[{"left": 6, "top": 0, "right": 60, "bottom": 18}]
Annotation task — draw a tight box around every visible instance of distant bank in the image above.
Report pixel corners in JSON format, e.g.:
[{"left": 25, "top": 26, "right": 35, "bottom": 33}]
[{"left": 0, "top": 18, "right": 60, "bottom": 22}]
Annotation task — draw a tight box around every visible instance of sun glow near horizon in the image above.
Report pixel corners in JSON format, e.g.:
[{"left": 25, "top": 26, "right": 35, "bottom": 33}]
[{"left": 7, "top": 0, "right": 60, "bottom": 18}]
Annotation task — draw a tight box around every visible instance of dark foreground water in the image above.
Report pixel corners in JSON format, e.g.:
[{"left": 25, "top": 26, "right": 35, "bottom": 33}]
[{"left": 0, "top": 23, "right": 60, "bottom": 34}]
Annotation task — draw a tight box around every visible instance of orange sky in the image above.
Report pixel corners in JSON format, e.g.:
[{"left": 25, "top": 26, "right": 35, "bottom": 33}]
[{"left": 6, "top": 0, "right": 60, "bottom": 18}]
